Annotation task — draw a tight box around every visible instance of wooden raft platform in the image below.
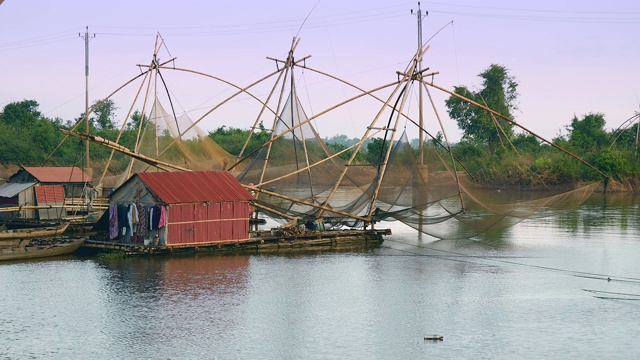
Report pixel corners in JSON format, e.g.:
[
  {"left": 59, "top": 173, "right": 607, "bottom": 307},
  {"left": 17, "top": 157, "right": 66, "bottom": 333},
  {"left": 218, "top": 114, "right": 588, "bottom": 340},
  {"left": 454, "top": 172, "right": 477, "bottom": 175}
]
[{"left": 82, "top": 228, "right": 391, "bottom": 256}]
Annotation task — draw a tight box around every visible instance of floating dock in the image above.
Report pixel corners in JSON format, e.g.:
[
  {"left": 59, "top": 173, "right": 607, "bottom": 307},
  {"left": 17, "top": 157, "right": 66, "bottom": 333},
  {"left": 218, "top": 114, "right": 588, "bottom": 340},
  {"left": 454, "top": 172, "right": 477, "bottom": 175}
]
[{"left": 82, "top": 228, "right": 391, "bottom": 256}]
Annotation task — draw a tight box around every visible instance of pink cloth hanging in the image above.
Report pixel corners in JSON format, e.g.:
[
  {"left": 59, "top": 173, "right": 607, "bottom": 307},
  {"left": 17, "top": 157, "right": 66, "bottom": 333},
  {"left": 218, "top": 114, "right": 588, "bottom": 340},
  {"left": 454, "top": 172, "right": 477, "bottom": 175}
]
[{"left": 158, "top": 205, "right": 166, "bottom": 228}]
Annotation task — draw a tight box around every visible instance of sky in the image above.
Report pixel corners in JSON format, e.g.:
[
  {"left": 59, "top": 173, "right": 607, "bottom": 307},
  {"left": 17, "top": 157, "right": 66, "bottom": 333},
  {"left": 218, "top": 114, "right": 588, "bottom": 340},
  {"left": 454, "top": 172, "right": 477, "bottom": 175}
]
[{"left": 1, "top": 0, "right": 639, "bottom": 144}]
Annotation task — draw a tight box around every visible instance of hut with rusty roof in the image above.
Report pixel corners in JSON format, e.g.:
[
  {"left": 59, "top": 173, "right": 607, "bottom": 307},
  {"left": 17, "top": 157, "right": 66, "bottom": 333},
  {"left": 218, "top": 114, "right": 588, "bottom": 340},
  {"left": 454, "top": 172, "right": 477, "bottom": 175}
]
[
  {"left": 0, "top": 166, "right": 92, "bottom": 220},
  {"left": 106, "top": 170, "right": 255, "bottom": 246}
]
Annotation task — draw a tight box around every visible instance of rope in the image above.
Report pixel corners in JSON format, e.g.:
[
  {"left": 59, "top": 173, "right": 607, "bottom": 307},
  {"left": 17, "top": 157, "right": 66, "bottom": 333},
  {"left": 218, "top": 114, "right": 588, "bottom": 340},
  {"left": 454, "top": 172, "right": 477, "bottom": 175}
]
[{"left": 381, "top": 237, "right": 640, "bottom": 284}]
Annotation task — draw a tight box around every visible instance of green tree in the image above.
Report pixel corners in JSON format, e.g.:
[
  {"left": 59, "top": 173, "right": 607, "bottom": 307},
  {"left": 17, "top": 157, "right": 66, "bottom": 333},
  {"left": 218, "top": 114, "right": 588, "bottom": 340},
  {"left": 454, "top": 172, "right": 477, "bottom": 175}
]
[
  {"left": 445, "top": 64, "right": 519, "bottom": 153},
  {"left": 0, "top": 99, "right": 41, "bottom": 126},
  {"left": 127, "top": 110, "right": 146, "bottom": 132},
  {"left": 565, "top": 112, "right": 609, "bottom": 152},
  {"left": 365, "top": 138, "right": 389, "bottom": 166},
  {"left": 80, "top": 99, "right": 118, "bottom": 131},
  {"left": 209, "top": 123, "right": 270, "bottom": 156},
  {"left": 0, "top": 100, "right": 78, "bottom": 165}
]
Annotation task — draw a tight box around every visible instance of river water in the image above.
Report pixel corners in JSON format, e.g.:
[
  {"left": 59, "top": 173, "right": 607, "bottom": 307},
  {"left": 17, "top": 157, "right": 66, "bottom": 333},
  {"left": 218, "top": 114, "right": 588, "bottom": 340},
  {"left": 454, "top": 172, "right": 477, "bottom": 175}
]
[{"left": 1, "top": 193, "right": 640, "bottom": 359}]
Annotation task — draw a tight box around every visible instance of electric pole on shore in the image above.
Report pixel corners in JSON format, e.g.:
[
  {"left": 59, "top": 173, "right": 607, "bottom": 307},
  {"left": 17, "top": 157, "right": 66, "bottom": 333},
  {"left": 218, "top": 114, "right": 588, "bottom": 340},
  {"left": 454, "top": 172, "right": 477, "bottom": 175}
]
[{"left": 79, "top": 26, "right": 95, "bottom": 177}]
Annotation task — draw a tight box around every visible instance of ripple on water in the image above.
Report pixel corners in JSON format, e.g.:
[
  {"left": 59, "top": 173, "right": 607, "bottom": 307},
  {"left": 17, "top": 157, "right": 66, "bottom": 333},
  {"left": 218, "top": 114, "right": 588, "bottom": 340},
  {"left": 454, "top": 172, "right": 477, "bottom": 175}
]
[{"left": 2, "top": 198, "right": 640, "bottom": 358}]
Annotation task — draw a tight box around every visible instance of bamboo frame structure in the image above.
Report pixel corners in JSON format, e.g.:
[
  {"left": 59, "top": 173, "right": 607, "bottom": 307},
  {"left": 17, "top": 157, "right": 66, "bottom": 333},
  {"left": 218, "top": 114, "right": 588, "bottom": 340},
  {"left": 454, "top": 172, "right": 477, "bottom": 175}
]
[{"left": 50, "top": 30, "right": 611, "bottom": 235}]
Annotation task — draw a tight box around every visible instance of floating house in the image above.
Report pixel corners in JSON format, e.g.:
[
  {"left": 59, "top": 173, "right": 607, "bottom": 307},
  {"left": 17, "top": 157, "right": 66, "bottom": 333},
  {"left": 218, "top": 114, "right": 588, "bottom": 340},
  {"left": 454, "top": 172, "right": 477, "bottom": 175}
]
[
  {"left": 106, "top": 170, "right": 255, "bottom": 246},
  {"left": 0, "top": 166, "right": 92, "bottom": 220}
]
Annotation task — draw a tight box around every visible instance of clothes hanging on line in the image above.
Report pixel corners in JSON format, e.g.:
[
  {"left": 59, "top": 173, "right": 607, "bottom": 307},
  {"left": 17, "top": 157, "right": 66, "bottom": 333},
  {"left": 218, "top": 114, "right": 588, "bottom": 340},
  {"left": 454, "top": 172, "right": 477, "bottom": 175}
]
[{"left": 109, "top": 203, "right": 119, "bottom": 240}]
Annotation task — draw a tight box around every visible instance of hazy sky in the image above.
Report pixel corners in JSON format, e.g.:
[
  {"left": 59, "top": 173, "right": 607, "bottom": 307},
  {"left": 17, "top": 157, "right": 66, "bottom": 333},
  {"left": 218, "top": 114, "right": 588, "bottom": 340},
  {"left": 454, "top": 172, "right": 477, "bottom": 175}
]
[{"left": 1, "top": 0, "right": 639, "bottom": 143}]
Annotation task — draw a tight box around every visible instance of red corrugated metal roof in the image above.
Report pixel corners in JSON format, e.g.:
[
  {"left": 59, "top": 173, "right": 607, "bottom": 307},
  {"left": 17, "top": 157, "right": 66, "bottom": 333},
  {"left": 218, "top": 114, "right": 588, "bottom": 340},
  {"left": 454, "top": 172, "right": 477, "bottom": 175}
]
[
  {"left": 137, "top": 171, "right": 254, "bottom": 204},
  {"left": 35, "top": 185, "right": 65, "bottom": 204},
  {"left": 23, "top": 166, "right": 91, "bottom": 183}
]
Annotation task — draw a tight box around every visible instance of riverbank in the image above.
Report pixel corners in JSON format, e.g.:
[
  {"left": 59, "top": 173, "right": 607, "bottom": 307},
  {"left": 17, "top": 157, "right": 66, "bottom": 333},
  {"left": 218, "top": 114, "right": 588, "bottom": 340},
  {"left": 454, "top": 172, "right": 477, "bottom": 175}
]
[
  {"left": 476, "top": 178, "right": 639, "bottom": 193},
  {"left": 3, "top": 163, "right": 639, "bottom": 193}
]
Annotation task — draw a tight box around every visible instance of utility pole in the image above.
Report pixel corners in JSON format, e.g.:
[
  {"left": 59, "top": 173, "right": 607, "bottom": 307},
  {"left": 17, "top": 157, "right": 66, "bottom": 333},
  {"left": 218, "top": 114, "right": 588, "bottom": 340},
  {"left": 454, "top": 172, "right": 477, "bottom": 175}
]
[
  {"left": 79, "top": 26, "right": 95, "bottom": 177},
  {"left": 412, "top": 3, "right": 428, "bottom": 239},
  {"left": 413, "top": 2, "right": 427, "bottom": 165}
]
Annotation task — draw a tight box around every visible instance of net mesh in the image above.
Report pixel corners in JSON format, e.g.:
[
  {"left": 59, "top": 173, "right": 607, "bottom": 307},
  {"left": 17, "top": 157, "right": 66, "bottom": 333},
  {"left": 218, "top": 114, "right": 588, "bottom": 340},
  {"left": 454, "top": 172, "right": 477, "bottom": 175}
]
[
  {"left": 235, "top": 86, "right": 597, "bottom": 239},
  {"left": 116, "top": 100, "right": 237, "bottom": 185},
  {"left": 100, "top": 56, "right": 598, "bottom": 240}
]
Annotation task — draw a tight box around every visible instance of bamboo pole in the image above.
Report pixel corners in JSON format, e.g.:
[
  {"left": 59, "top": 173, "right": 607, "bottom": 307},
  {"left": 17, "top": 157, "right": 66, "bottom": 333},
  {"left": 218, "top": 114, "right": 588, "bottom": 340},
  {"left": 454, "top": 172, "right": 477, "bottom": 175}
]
[
  {"left": 235, "top": 54, "right": 311, "bottom": 162},
  {"left": 251, "top": 202, "right": 297, "bottom": 221},
  {"left": 227, "top": 80, "right": 400, "bottom": 172},
  {"left": 422, "top": 81, "right": 466, "bottom": 211},
  {"left": 258, "top": 55, "right": 291, "bottom": 189},
  {"left": 124, "top": 58, "right": 157, "bottom": 179},
  {"left": 44, "top": 56, "right": 176, "bottom": 166},
  {"left": 299, "top": 65, "right": 448, "bottom": 156},
  {"left": 97, "top": 65, "right": 150, "bottom": 189},
  {"left": 44, "top": 71, "right": 149, "bottom": 165},
  {"left": 258, "top": 37, "right": 301, "bottom": 186},
  {"left": 289, "top": 68, "right": 317, "bottom": 202},
  {"left": 62, "top": 129, "right": 370, "bottom": 223},
  {"left": 255, "top": 128, "right": 382, "bottom": 187},
  {"left": 0, "top": 205, "right": 107, "bottom": 213},
  {"left": 423, "top": 80, "right": 610, "bottom": 180},
  {"left": 247, "top": 186, "right": 370, "bottom": 222},
  {"left": 61, "top": 130, "right": 190, "bottom": 172},
  {"left": 132, "top": 65, "right": 283, "bottom": 175},
  {"left": 313, "top": 83, "right": 408, "bottom": 220},
  {"left": 297, "top": 65, "right": 464, "bottom": 175},
  {"left": 609, "top": 113, "right": 640, "bottom": 150},
  {"left": 309, "top": 47, "right": 430, "bottom": 220},
  {"left": 238, "top": 64, "right": 287, "bottom": 159},
  {"left": 479, "top": 94, "right": 517, "bottom": 153},
  {"left": 365, "top": 59, "right": 418, "bottom": 220}
]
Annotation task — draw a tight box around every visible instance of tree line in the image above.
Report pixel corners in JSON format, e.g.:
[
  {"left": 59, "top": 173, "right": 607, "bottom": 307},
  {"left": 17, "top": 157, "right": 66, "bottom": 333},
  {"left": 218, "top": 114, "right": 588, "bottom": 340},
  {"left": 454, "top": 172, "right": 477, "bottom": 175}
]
[
  {"left": 0, "top": 99, "right": 140, "bottom": 174},
  {"left": 1, "top": 64, "right": 638, "bottom": 187}
]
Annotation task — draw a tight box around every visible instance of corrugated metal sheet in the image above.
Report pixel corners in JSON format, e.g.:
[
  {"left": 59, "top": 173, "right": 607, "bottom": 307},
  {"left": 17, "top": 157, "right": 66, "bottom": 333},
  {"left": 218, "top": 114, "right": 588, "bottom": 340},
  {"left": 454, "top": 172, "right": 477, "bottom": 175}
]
[
  {"left": 166, "top": 202, "right": 250, "bottom": 245},
  {"left": 137, "top": 171, "right": 254, "bottom": 204},
  {"left": 22, "top": 166, "right": 91, "bottom": 183},
  {"left": 109, "top": 171, "right": 252, "bottom": 245},
  {"left": 0, "top": 182, "right": 35, "bottom": 198},
  {"left": 35, "top": 185, "right": 65, "bottom": 220},
  {"left": 35, "top": 185, "right": 65, "bottom": 203}
]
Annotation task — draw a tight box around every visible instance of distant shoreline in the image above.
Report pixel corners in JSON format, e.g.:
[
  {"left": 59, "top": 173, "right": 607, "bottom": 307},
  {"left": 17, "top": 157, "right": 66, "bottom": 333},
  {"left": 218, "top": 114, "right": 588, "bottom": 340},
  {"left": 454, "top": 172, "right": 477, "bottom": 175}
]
[{"left": 2, "top": 164, "right": 637, "bottom": 193}]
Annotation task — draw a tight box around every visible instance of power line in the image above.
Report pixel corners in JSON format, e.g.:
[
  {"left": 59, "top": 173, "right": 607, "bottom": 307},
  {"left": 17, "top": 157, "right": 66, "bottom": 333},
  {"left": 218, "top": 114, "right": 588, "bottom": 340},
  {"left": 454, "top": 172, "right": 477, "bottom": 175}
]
[
  {"left": 0, "top": 4, "right": 409, "bottom": 50},
  {"left": 426, "top": 1, "right": 640, "bottom": 24},
  {"left": 429, "top": 1, "right": 640, "bottom": 16},
  {"left": 431, "top": 10, "right": 640, "bottom": 24},
  {"left": 4, "top": 2, "right": 636, "bottom": 53}
]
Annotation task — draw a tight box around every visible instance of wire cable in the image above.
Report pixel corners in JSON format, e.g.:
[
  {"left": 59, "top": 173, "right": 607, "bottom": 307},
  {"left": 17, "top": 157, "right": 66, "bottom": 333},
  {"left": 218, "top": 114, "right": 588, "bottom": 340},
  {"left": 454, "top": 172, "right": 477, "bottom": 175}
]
[{"left": 381, "top": 237, "right": 640, "bottom": 284}]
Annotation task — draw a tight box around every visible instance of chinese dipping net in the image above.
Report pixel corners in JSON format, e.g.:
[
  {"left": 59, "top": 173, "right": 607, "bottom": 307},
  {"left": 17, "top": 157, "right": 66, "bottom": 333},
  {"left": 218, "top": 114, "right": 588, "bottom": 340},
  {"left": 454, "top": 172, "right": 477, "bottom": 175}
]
[{"left": 235, "top": 89, "right": 598, "bottom": 239}]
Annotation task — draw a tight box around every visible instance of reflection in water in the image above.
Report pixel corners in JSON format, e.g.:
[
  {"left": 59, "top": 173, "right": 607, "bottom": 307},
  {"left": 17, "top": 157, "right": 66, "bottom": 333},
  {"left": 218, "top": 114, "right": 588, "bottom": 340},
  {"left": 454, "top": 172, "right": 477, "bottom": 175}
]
[
  {"left": 1, "top": 194, "right": 640, "bottom": 359},
  {"left": 92, "top": 255, "right": 251, "bottom": 358},
  {"left": 554, "top": 193, "right": 640, "bottom": 233}
]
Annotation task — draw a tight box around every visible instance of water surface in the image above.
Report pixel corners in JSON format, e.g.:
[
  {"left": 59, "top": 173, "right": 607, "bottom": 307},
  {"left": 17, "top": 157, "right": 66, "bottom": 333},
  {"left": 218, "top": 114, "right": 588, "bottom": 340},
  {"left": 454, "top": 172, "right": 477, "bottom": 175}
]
[{"left": 1, "top": 194, "right": 640, "bottom": 359}]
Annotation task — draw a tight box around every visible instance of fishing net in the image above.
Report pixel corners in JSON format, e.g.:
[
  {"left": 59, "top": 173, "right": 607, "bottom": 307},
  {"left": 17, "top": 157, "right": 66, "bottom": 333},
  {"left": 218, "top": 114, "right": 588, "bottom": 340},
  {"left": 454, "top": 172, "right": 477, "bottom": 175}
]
[
  {"left": 236, "top": 84, "right": 598, "bottom": 239},
  {"left": 365, "top": 130, "right": 598, "bottom": 239},
  {"left": 236, "top": 89, "right": 377, "bottom": 225},
  {"left": 94, "top": 41, "right": 598, "bottom": 240},
  {"left": 115, "top": 99, "right": 237, "bottom": 186}
]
